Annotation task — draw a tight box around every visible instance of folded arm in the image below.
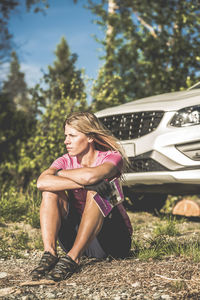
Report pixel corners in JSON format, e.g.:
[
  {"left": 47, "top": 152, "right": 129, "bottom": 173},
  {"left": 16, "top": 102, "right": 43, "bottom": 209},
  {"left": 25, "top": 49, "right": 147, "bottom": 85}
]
[
  {"left": 37, "top": 162, "right": 118, "bottom": 192},
  {"left": 37, "top": 168, "right": 83, "bottom": 191}
]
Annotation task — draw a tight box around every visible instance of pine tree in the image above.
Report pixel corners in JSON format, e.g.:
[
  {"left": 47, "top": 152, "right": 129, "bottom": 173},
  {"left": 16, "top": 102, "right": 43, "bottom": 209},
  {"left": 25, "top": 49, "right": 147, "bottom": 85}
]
[
  {"left": 16, "top": 38, "right": 88, "bottom": 188},
  {"left": 2, "top": 51, "right": 31, "bottom": 113},
  {"left": 41, "top": 37, "right": 85, "bottom": 106}
]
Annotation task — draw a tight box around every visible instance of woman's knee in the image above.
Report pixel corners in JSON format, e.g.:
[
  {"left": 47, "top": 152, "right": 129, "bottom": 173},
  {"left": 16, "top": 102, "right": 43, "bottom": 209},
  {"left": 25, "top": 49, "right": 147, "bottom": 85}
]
[
  {"left": 41, "top": 191, "right": 59, "bottom": 201},
  {"left": 40, "top": 192, "right": 59, "bottom": 213},
  {"left": 41, "top": 191, "right": 67, "bottom": 212},
  {"left": 41, "top": 191, "right": 68, "bottom": 202}
]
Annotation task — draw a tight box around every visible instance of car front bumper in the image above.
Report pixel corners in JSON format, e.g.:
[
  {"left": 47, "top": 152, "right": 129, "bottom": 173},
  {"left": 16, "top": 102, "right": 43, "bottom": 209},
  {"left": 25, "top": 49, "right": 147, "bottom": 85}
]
[
  {"left": 124, "top": 169, "right": 200, "bottom": 185},
  {"left": 121, "top": 112, "right": 200, "bottom": 193}
]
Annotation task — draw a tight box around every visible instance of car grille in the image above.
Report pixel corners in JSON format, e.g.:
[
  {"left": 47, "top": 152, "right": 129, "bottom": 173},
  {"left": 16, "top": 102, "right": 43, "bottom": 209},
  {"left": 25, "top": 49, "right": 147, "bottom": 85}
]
[
  {"left": 99, "top": 111, "right": 164, "bottom": 140},
  {"left": 127, "top": 157, "right": 169, "bottom": 172}
]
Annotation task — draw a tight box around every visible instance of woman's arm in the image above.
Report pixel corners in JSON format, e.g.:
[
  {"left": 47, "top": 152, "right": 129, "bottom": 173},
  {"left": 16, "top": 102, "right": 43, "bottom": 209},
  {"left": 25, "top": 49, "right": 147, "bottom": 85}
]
[
  {"left": 37, "top": 162, "right": 118, "bottom": 192},
  {"left": 56, "top": 162, "right": 118, "bottom": 185},
  {"left": 37, "top": 168, "right": 83, "bottom": 191}
]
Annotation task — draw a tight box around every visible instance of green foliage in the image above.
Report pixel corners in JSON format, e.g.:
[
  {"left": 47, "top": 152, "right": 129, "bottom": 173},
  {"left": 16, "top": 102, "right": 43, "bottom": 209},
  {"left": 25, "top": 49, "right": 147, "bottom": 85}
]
[
  {"left": 91, "top": 69, "right": 129, "bottom": 111},
  {"left": 0, "top": 180, "right": 41, "bottom": 227},
  {"left": 153, "top": 216, "right": 180, "bottom": 237},
  {"left": 12, "top": 231, "right": 29, "bottom": 250},
  {"left": 2, "top": 51, "right": 32, "bottom": 113},
  {"left": 34, "top": 37, "right": 86, "bottom": 107},
  {"left": 131, "top": 213, "right": 200, "bottom": 262},
  {"left": 0, "top": 52, "right": 36, "bottom": 188},
  {"left": 89, "top": 0, "right": 200, "bottom": 111},
  {"left": 0, "top": 93, "right": 34, "bottom": 162},
  {"left": 161, "top": 195, "right": 182, "bottom": 214},
  {"left": 18, "top": 79, "right": 88, "bottom": 185},
  {"left": 0, "top": 238, "right": 24, "bottom": 259},
  {"left": 132, "top": 235, "right": 200, "bottom": 262},
  {"left": 0, "top": 225, "right": 43, "bottom": 259},
  {"left": 1, "top": 37, "right": 87, "bottom": 188},
  {"left": 0, "top": 187, "right": 28, "bottom": 222}
]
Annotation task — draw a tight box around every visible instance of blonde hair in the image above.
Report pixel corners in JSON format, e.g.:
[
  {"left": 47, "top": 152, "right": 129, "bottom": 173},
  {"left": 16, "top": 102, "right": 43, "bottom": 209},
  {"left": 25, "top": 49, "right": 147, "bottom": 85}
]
[{"left": 64, "top": 112, "right": 129, "bottom": 171}]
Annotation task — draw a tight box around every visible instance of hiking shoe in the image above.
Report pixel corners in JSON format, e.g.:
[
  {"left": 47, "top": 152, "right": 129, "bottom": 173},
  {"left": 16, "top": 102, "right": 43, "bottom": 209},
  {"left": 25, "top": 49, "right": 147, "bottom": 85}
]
[
  {"left": 47, "top": 255, "right": 78, "bottom": 282},
  {"left": 30, "top": 251, "right": 59, "bottom": 280}
]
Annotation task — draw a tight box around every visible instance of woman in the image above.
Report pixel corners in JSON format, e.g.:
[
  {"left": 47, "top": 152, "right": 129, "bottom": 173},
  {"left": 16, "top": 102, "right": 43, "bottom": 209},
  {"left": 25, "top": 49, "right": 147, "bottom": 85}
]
[{"left": 31, "top": 112, "right": 133, "bottom": 282}]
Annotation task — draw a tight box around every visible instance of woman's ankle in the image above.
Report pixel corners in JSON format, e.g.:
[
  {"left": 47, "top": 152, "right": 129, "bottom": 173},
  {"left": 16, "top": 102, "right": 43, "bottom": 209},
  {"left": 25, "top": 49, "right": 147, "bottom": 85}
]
[
  {"left": 44, "top": 248, "right": 57, "bottom": 257},
  {"left": 66, "top": 252, "right": 80, "bottom": 264}
]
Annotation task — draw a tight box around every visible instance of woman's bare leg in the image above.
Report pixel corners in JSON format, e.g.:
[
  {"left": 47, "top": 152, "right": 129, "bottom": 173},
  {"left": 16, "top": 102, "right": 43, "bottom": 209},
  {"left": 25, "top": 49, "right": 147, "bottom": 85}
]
[
  {"left": 40, "top": 191, "right": 68, "bottom": 257},
  {"left": 67, "top": 191, "right": 104, "bottom": 263}
]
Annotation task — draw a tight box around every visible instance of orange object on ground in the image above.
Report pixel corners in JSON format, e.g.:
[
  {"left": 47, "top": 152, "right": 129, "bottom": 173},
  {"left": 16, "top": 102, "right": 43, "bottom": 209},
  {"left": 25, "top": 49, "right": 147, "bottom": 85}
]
[{"left": 172, "top": 199, "right": 200, "bottom": 217}]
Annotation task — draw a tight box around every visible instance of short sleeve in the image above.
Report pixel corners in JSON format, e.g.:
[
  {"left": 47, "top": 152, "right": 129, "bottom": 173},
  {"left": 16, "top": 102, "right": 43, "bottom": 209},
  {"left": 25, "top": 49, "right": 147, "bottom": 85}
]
[
  {"left": 101, "top": 151, "right": 123, "bottom": 172},
  {"left": 50, "top": 154, "right": 72, "bottom": 170}
]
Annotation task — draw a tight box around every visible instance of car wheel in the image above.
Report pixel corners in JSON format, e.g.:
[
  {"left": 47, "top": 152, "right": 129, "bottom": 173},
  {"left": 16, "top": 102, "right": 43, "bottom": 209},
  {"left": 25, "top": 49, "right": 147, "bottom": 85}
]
[{"left": 124, "top": 188, "right": 167, "bottom": 212}]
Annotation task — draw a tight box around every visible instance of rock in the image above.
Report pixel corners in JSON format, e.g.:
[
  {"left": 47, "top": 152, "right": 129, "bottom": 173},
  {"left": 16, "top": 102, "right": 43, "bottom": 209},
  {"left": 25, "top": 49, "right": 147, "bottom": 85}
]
[
  {"left": 0, "top": 287, "right": 16, "bottom": 297},
  {"left": 21, "top": 296, "right": 30, "bottom": 300},
  {"left": 0, "top": 272, "right": 8, "bottom": 279},
  {"left": 161, "top": 295, "right": 171, "bottom": 299},
  {"left": 113, "top": 296, "right": 121, "bottom": 300},
  {"left": 153, "top": 292, "right": 162, "bottom": 299},
  {"left": 132, "top": 281, "right": 141, "bottom": 288},
  {"left": 92, "top": 296, "right": 101, "bottom": 300},
  {"left": 45, "top": 292, "right": 56, "bottom": 299}
]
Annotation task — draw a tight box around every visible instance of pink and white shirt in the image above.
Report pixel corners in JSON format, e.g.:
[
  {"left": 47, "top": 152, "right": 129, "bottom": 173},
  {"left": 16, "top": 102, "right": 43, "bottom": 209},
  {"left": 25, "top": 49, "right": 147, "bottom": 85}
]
[{"left": 50, "top": 150, "right": 133, "bottom": 235}]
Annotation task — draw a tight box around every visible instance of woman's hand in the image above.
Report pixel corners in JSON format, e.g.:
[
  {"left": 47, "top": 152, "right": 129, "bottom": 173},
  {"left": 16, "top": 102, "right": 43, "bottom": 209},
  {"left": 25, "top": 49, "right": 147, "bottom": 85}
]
[{"left": 84, "top": 180, "right": 113, "bottom": 198}]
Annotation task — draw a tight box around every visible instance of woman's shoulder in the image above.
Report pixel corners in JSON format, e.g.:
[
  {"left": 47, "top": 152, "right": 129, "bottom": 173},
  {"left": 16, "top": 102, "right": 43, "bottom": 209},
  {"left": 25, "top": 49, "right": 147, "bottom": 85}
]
[
  {"left": 96, "top": 150, "right": 122, "bottom": 166},
  {"left": 51, "top": 153, "right": 75, "bottom": 169},
  {"left": 62, "top": 153, "right": 78, "bottom": 167},
  {"left": 98, "top": 150, "right": 122, "bottom": 158}
]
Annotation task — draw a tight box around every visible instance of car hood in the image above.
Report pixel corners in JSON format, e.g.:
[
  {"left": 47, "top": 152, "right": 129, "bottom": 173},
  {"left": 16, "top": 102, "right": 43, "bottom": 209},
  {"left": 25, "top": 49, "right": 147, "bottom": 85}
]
[{"left": 95, "top": 89, "right": 200, "bottom": 117}]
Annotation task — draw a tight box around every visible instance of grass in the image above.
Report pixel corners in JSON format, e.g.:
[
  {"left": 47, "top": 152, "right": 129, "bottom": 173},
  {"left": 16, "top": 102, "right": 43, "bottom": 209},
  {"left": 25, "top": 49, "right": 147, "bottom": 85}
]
[
  {"left": 0, "top": 229, "right": 30, "bottom": 259},
  {"left": 131, "top": 213, "right": 200, "bottom": 262},
  {"left": 170, "top": 280, "right": 188, "bottom": 292},
  {"left": 0, "top": 182, "right": 43, "bottom": 259},
  {"left": 132, "top": 237, "right": 200, "bottom": 262},
  {"left": 1, "top": 185, "right": 200, "bottom": 263},
  {"left": 153, "top": 215, "right": 180, "bottom": 237},
  {"left": 0, "top": 180, "right": 41, "bottom": 228},
  {"left": 0, "top": 225, "right": 43, "bottom": 259}
]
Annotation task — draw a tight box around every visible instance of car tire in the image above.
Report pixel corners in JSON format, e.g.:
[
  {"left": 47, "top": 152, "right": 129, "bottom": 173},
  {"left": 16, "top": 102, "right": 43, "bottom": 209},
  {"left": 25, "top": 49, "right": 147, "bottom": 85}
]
[{"left": 123, "top": 188, "right": 167, "bottom": 212}]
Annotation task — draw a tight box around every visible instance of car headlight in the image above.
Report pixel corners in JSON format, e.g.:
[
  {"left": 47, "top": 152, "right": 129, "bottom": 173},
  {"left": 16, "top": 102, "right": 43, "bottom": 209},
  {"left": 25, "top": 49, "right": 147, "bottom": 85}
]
[{"left": 170, "top": 105, "right": 200, "bottom": 127}]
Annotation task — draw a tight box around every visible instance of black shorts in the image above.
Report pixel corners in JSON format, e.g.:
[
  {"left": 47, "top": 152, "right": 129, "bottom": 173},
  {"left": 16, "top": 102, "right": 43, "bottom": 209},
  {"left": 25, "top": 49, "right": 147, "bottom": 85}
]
[{"left": 58, "top": 203, "right": 132, "bottom": 259}]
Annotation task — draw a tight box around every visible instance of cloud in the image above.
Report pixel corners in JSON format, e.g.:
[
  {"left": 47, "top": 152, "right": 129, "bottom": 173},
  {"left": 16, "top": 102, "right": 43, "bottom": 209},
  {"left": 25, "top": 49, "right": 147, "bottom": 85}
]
[
  {"left": 21, "top": 63, "right": 44, "bottom": 87},
  {"left": 0, "top": 62, "right": 45, "bottom": 89}
]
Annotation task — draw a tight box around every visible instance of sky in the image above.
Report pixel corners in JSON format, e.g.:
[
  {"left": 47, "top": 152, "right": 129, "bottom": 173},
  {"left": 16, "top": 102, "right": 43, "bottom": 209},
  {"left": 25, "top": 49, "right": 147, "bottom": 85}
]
[{"left": 8, "top": 0, "right": 104, "bottom": 92}]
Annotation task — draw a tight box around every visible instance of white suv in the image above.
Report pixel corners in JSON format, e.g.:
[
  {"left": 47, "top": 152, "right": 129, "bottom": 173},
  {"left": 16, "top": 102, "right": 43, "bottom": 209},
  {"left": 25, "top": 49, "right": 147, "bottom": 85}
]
[{"left": 95, "top": 85, "right": 200, "bottom": 210}]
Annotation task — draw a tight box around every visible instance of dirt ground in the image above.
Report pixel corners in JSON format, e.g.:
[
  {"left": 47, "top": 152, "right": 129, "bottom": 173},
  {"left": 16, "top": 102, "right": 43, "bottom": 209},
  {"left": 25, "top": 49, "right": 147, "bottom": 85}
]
[{"left": 1, "top": 211, "right": 200, "bottom": 299}]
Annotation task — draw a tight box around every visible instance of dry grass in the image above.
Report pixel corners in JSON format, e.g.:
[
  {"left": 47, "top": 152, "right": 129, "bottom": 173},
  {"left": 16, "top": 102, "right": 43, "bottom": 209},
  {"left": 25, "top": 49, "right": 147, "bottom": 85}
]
[{"left": 1, "top": 211, "right": 200, "bottom": 299}]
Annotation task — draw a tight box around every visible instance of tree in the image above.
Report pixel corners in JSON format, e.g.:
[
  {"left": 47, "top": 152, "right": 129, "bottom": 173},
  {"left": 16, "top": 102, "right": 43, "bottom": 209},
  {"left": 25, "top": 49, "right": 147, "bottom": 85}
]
[
  {"left": 0, "top": 0, "right": 49, "bottom": 65},
  {"left": 90, "top": 0, "right": 128, "bottom": 111},
  {"left": 88, "top": 0, "right": 200, "bottom": 110},
  {"left": 2, "top": 51, "right": 32, "bottom": 113},
  {"left": 17, "top": 82, "right": 87, "bottom": 188},
  {"left": 16, "top": 40, "right": 88, "bottom": 188},
  {"left": 0, "top": 91, "right": 35, "bottom": 187},
  {"left": 34, "top": 37, "right": 86, "bottom": 107}
]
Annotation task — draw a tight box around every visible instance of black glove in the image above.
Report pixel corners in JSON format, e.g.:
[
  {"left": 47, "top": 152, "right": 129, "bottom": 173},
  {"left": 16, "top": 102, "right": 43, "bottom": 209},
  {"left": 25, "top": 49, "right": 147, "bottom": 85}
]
[{"left": 84, "top": 180, "right": 113, "bottom": 199}]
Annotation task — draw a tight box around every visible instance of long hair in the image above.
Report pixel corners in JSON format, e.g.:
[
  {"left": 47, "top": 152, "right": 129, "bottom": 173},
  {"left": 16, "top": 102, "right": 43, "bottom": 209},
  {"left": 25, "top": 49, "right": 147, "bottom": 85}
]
[{"left": 64, "top": 112, "right": 129, "bottom": 171}]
